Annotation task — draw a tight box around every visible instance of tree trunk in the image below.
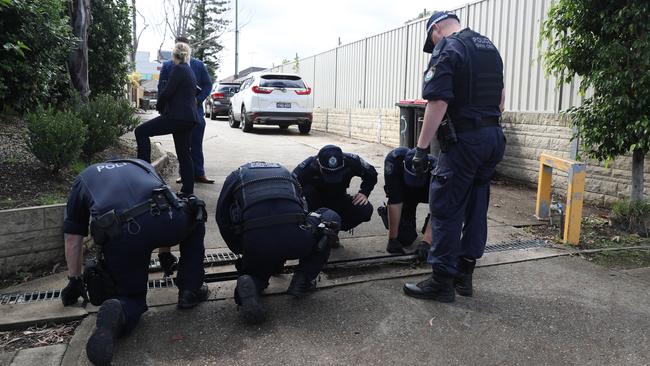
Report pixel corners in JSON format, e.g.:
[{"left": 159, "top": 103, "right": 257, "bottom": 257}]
[
  {"left": 631, "top": 148, "right": 645, "bottom": 202},
  {"left": 130, "top": 0, "right": 136, "bottom": 70}
]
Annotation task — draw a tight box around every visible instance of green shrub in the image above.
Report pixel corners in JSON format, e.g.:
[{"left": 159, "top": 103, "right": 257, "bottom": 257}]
[
  {"left": 609, "top": 199, "right": 650, "bottom": 236},
  {"left": 77, "top": 94, "right": 139, "bottom": 158},
  {"left": 26, "top": 106, "right": 87, "bottom": 174},
  {"left": 0, "top": 0, "right": 75, "bottom": 112}
]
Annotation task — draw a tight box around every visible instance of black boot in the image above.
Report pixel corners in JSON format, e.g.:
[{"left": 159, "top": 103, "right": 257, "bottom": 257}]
[
  {"left": 235, "top": 275, "right": 267, "bottom": 324},
  {"left": 86, "top": 299, "right": 125, "bottom": 366},
  {"left": 158, "top": 252, "right": 178, "bottom": 277},
  {"left": 386, "top": 238, "right": 405, "bottom": 254},
  {"left": 403, "top": 273, "right": 455, "bottom": 302},
  {"left": 455, "top": 257, "right": 476, "bottom": 297},
  {"left": 286, "top": 271, "right": 317, "bottom": 299},
  {"left": 178, "top": 283, "right": 210, "bottom": 309}
]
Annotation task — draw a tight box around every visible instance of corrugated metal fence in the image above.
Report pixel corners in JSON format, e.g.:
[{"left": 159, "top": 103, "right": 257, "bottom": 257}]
[{"left": 267, "top": 0, "right": 585, "bottom": 113}]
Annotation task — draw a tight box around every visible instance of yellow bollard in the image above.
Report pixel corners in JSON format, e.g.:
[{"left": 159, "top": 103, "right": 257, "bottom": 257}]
[{"left": 535, "top": 153, "right": 586, "bottom": 245}]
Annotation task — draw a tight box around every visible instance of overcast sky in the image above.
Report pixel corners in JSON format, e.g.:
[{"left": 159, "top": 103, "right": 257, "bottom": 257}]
[{"left": 137, "top": 0, "right": 470, "bottom": 81}]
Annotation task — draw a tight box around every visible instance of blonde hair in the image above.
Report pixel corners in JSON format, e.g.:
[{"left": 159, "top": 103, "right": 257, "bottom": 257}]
[{"left": 172, "top": 42, "right": 191, "bottom": 64}]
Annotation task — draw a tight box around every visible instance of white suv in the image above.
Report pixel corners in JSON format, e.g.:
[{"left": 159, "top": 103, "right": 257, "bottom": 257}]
[{"left": 229, "top": 72, "right": 313, "bottom": 134}]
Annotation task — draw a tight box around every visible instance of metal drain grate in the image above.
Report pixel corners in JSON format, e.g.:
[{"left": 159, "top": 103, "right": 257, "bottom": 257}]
[
  {"left": 0, "top": 290, "right": 61, "bottom": 305},
  {"left": 485, "top": 239, "right": 549, "bottom": 253},
  {"left": 148, "top": 277, "right": 176, "bottom": 289},
  {"left": 149, "top": 251, "right": 240, "bottom": 271}
]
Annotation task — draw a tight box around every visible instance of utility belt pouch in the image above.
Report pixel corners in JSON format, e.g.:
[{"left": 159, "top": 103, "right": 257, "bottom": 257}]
[
  {"left": 90, "top": 210, "right": 122, "bottom": 246},
  {"left": 187, "top": 196, "right": 208, "bottom": 223},
  {"left": 437, "top": 120, "right": 458, "bottom": 152},
  {"left": 315, "top": 218, "right": 340, "bottom": 252},
  {"left": 83, "top": 258, "right": 116, "bottom": 306},
  {"left": 151, "top": 188, "right": 171, "bottom": 211}
]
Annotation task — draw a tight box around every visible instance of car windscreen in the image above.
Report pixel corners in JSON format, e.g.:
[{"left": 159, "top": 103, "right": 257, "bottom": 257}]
[
  {"left": 259, "top": 75, "right": 306, "bottom": 89},
  {"left": 218, "top": 85, "right": 239, "bottom": 93}
]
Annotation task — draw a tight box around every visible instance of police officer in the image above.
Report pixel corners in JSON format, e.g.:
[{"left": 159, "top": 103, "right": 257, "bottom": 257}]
[
  {"left": 380, "top": 147, "right": 436, "bottom": 258},
  {"left": 403, "top": 11, "right": 506, "bottom": 302},
  {"left": 60, "top": 159, "right": 208, "bottom": 365},
  {"left": 293, "top": 145, "right": 378, "bottom": 237},
  {"left": 216, "top": 162, "right": 341, "bottom": 324}
]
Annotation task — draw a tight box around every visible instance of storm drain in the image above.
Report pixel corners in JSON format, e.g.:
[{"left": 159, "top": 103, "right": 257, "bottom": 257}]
[
  {"left": 485, "top": 239, "right": 550, "bottom": 253},
  {"left": 0, "top": 289, "right": 61, "bottom": 305},
  {"left": 149, "top": 251, "right": 240, "bottom": 271},
  {"left": 1, "top": 239, "right": 552, "bottom": 305}
]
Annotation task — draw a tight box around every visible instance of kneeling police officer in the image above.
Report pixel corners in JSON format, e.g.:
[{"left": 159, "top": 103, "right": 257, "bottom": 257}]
[
  {"left": 293, "top": 145, "right": 377, "bottom": 238},
  {"left": 379, "top": 147, "right": 436, "bottom": 258},
  {"left": 61, "top": 159, "right": 208, "bottom": 365},
  {"left": 216, "top": 161, "right": 341, "bottom": 324}
]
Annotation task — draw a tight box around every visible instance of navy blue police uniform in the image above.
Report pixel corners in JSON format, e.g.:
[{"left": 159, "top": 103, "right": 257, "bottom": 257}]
[
  {"left": 293, "top": 145, "right": 378, "bottom": 232},
  {"left": 216, "top": 162, "right": 341, "bottom": 322},
  {"left": 383, "top": 147, "right": 437, "bottom": 246},
  {"left": 63, "top": 159, "right": 206, "bottom": 332},
  {"left": 421, "top": 18, "right": 506, "bottom": 278}
]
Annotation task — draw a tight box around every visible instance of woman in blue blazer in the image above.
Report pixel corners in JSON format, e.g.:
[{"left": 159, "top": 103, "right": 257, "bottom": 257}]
[{"left": 135, "top": 42, "right": 200, "bottom": 194}]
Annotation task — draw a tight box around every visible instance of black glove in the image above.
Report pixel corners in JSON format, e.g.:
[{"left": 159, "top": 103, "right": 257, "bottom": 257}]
[
  {"left": 411, "top": 147, "right": 430, "bottom": 175},
  {"left": 61, "top": 276, "right": 87, "bottom": 306},
  {"left": 158, "top": 252, "right": 178, "bottom": 277},
  {"left": 415, "top": 241, "right": 431, "bottom": 263}
]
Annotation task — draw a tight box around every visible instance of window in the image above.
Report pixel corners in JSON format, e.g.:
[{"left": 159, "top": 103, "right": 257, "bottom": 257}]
[{"left": 260, "top": 75, "right": 306, "bottom": 89}]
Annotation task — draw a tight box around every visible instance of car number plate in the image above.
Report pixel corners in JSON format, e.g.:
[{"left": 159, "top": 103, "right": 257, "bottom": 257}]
[{"left": 277, "top": 102, "right": 291, "bottom": 108}]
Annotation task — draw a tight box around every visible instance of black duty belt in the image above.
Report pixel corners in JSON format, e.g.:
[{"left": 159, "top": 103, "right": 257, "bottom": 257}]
[
  {"left": 117, "top": 198, "right": 179, "bottom": 223},
  {"left": 453, "top": 116, "right": 500, "bottom": 133},
  {"left": 233, "top": 213, "right": 307, "bottom": 235}
]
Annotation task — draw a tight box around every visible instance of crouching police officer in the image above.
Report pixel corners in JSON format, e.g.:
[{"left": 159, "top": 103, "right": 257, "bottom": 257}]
[
  {"left": 403, "top": 11, "right": 506, "bottom": 302},
  {"left": 60, "top": 159, "right": 208, "bottom": 365},
  {"left": 216, "top": 162, "right": 341, "bottom": 324},
  {"left": 293, "top": 145, "right": 377, "bottom": 239},
  {"left": 379, "top": 147, "right": 436, "bottom": 258}
]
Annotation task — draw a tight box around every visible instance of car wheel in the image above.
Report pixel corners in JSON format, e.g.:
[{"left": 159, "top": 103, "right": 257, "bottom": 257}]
[
  {"left": 210, "top": 107, "right": 217, "bottom": 120},
  {"left": 298, "top": 121, "right": 311, "bottom": 135},
  {"left": 228, "top": 109, "right": 240, "bottom": 128},
  {"left": 241, "top": 106, "right": 253, "bottom": 133}
]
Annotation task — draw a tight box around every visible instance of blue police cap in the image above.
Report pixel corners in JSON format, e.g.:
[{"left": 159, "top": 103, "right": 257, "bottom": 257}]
[
  {"left": 403, "top": 148, "right": 431, "bottom": 187},
  {"left": 423, "top": 11, "right": 460, "bottom": 53},
  {"left": 317, "top": 145, "right": 345, "bottom": 184}
]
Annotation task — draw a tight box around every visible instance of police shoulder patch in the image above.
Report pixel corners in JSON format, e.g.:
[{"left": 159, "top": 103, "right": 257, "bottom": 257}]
[{"left": 424, "top": 67, "right": 435, "bottom": 82}]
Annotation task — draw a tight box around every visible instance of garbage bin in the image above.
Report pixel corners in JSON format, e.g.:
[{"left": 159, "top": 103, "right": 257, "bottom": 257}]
[
  {"left": 395, "top": 101, "right": 417, "bottom": 148},
  {"left": 395, "top": 100, "right": 440, "bottom": 155}
]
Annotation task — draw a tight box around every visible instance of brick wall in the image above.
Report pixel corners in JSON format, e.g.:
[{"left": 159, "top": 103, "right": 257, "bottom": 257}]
[
  {"left": 313, "top": 108, "right": 650, "bottom": 206},
  {"left": 0, "top": 204, "right": 66, "bottom": 277}
]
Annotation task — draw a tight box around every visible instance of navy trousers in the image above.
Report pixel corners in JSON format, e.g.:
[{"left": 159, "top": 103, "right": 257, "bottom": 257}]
[
  {"left": 396, "top": 197, "right": 427, "bottom": 246},
  {"left": 303, "top": 187, "right": 372, "bottom": 231},
  {"left": 135, "top": 116, "right": 195, "bottom": 194},
  {"left": 427, "top": 126, "right": 505, "bottom": 276},
  {"left": 191, "top": 110, "right": 207, "bottom": 177},
  {"left": 102, "top": 207, "right": 205, "bottom": 333},
  {"left": 239, "top": 208, "right": 341, "bottom": 292}
]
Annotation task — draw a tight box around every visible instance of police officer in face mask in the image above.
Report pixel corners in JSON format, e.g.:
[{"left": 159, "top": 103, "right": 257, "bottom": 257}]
[
  {"left": 379, "top": 147, "right": 437, "bottom": 258},
  {"left": 403, "top": 11, "right": 506, "bottom": 302},
  {"left": 216, "top": 162, "right": 341, "bottom": 324},
  {"left": 292, "top": 145, "right": 378, "bottom": 239},
  {"left": 60, "top": 159, "right": 208, "bottom": 365}
]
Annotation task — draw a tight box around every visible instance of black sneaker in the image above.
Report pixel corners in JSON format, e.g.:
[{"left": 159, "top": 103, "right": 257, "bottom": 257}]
[
  {"left": 286, "top": 272, "right": 317, "bottom": 299},
  {"left": 236, "top": 275, "right": 267, "bottom": 324},
  {"left": 177, "top": 283, "right": 210, "bottom": 309},
  {"left": 86, "top": 299, "right": 125, "bottom": 366},
  {"left": 386, "top": 238, "right": 405, "bottom": 254},
  {"left": 414, "top": 241, "right": 431, "bottom": 263},
  {"left": 403, "top": 274, "right": 455, "bottom": 302}
]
